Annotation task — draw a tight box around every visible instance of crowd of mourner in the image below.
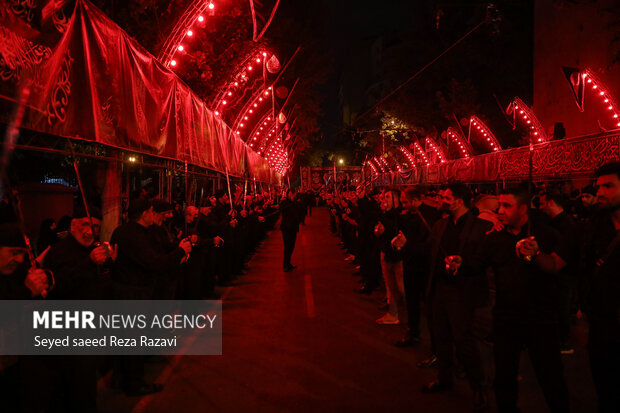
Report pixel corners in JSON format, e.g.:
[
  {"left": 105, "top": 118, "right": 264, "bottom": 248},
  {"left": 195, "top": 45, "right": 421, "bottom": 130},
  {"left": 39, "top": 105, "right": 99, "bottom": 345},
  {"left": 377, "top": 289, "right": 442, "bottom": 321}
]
[
  {"left": 325, "top": 161, "right": 619, "bottom": 413},
  {"left": 0, "top": 183, "right": 314, "bottom": 412},
  {"left": 0, "top": 161, "right": 619, "bottom": 413}
]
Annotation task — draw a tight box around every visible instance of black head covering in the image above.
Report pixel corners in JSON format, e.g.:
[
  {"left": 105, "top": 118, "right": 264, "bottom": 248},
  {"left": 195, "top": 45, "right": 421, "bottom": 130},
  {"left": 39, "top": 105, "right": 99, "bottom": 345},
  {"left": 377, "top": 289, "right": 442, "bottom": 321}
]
[
  {"left": 0, "top": 222, "right": 27, "bottom": 248},
  {"left": 128, "top": 199, "right": 152, "bottom": 220},
  {"left": 152, "top": 199, "right": 173, "bottom": 213},
  {"left": 73, "top": 205, "right": 102, "bottom": 220}
]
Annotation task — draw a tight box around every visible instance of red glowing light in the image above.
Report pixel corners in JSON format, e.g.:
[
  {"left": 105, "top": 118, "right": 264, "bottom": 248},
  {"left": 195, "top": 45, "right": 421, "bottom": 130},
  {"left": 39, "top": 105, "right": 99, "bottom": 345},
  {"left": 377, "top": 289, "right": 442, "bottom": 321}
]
[
  {"left": 208, "top": 2, "right": 214, "bottom": 10},
  {"left": 170, "top": 60, "right": 177, "bottom": 66},
  {"left": 198, "top": 16, "right": 204, "bottom": 22},
  {"left": 187, "top": 30, "right": 193, "bottom": 37},
  {"left": 177, "top": 45, "right": 184, "bottom": 51}
]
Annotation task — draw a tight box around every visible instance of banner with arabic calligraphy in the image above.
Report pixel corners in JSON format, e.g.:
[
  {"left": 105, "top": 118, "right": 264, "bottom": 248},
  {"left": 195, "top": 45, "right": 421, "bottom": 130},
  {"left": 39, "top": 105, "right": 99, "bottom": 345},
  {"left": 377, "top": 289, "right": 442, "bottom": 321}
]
[
  {"left": 0, "top": 0, "right": 278, "bottom": 182},
  {"left": 371, "top": 132, "right": 620, "bottom": 185}
]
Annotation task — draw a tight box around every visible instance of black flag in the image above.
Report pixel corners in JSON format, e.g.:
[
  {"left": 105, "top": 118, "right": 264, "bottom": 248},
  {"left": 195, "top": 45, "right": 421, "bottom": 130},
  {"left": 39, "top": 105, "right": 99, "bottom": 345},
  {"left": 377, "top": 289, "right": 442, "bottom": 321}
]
[{"left": 562, "top": 66, "right": 585, "bottom": 112}]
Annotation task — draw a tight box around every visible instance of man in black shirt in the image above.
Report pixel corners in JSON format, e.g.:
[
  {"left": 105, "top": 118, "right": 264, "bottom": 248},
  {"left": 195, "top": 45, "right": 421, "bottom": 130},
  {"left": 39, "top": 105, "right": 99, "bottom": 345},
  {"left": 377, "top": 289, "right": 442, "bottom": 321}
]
[
  {"left": 374, "top": 188, "right": 404, "bottom": 325},
  {"left": 540, "top": 190, "right": 578, "bottom": 354},
  {"left": 111, "top": 199, "right": 191, "bottom": 396},
  {"left": 421, "top": 183, "right": 490, "bottom": 411},
  {"left": 480, "top": 187, "right": 569, "bottom": 413},
  {"left": 394, "top": 187, "right": 435, "bottom": 346},
  {"left": 557, "top": 162, "right": 620, "bottom": 413},
  {"left": 280, "top": 190, "right": 300, "bottom": 272},
  {"left": 0, "top": 223, "right": 49, "bottom": 412},
  {"left": 44, "top": 207, "right": 115, "bottom": 300},
  {"left": 23, "top": 208, "right": 115, "bottom": 413}
]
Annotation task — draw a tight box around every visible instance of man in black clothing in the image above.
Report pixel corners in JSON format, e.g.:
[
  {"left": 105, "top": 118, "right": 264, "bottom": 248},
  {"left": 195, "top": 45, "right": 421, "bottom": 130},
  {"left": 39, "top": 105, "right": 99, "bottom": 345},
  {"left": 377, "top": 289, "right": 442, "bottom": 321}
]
[
  {"left": 422, "top": 184, "right": 490, "bottom": 411},
  {"left": 355, "top": 189, "right": 382, "bottom": 294},
  {"left": 480, "top": 187, "right": 569, "bottom": 413},
  {"left": 394, "top": 188, "right": 435, "bottom": 346},
  {"left": 540, "top": 190, "right": 578, "bottom": 354},
  {"left": 44, "top": 207, "right": 115, "bottom": 300},
  {"left": 111, "top": 199, "right": 191, "bottom": 396},
  {"left": 0, "top": 223, "right": 49, "bottom": 299},
  {"left": 555, "top": 163, "right": 620, "bottom": 413},
  {"left": 280, "top": 190, "right": 300, "bottom": 272},
  {"left": 21, "top": 208, "right": 115, "bottom": 413},
  {"left": 211, "top": 191, "right": 238, "bottom": 285},
  {"left": 374, "top": 188, "right": 404, "bottom": 325},
  {"left": 0, "top": 223, "right": 50, "bottom": 412}
]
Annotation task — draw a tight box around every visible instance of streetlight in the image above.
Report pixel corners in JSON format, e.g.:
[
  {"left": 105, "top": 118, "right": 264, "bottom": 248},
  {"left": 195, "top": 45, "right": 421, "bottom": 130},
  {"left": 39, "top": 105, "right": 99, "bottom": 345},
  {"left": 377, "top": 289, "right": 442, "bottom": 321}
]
[{"left": 338, "top": 158, "right": 344, "bottom": 165}]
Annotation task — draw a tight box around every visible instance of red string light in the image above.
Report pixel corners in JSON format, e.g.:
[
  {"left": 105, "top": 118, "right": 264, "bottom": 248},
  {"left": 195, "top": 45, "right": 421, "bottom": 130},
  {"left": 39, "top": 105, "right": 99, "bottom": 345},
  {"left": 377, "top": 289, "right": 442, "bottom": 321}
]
[
  {"left": 582, "top": 69, "right": 620, "bottom": 129},
  {"left": 425, "top": 138, "right": 446, "bottom": 163},
  {"left": 506, "top": 97, "right": 548, "bottom": 143},
  {"left": 398, "top": 146, "right": 416, "bottom": 170},
  {"left": 446, "top": 127, "right": 472, "bottom": 158},
  {"left": 469, "top": 115, "right": 501, "bottom": 152},
  {"left": 412, "top": 141, "right": 430, "bottom": 166}
]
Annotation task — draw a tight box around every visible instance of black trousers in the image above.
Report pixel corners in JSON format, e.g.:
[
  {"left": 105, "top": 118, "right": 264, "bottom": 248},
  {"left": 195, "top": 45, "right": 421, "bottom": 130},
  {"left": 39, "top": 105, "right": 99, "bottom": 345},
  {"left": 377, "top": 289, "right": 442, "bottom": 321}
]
[
  {"left": 493, "top": 320, "right": 569, "bottom": 413},
  {"left": 430, "top": 281, "right": 484, "bottom": 391},
  {"left": 403, "top": 263, "right": 424, "bottom": 337},
  {"left": 588, "top": 320, "right": 620, "bottom": 413},
  {"left": 282, "top": 229, "right": 297, "bottom": 268}
]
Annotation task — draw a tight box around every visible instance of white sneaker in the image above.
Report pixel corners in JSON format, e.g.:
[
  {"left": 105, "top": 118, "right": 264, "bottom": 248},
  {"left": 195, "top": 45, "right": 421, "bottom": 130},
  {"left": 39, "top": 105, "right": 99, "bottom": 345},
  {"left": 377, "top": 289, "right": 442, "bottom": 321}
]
[{"left": 376, "top": 314, "right": 399, "bottom": 325}]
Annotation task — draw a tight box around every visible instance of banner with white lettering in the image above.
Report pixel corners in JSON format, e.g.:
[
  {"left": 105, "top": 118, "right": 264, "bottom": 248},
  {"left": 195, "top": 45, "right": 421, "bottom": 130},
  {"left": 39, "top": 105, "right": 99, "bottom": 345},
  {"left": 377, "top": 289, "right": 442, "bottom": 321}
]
[{"left": 0, "top": 301, "right": 222, "bottom": 355}]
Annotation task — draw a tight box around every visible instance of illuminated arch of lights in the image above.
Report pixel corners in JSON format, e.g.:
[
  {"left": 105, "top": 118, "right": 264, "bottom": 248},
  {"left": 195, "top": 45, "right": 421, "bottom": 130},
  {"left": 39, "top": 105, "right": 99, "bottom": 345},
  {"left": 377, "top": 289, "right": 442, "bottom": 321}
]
[
  {"left": 446, "top": 127, "right": 472, "bottom": 159},
  {"left": 378, "top": 155, "right": 392, "bottom": 172},
  {"left": 398, "top": 146, "right": 416, "bottom": 170},
  {"left": 581, "top": 69, "right": 620, "bottom": 129},
  {"left": 263, "top": 135, "right": 288, "bottom": 174},
  {"left": 232, "top": 87, "right": 274, "bottom": 139},
  {"left": 425, "top": 137, "right": 447, "bottom": 164},
  {"left": 366, "top": 159, "right": 379, "bottom": 176},
  {"left": 371, "top": 157, "right": 386, "bottom": 173},
  {"left": 248, "top": 112, "right": 275, "bottom": 148},
  {"left": 469, "top": 115, "right": 502, "bottom": 152},
  {"left": 412, "top": 141, "right": 430, "bottom": 166},
  {"left": 505, "top": 97, "right": 548, "bottom": 144},
  {"left": 159, "top": 0, "right": 215, "bottom": 67},
  {"left": 385, "top": 152, "right": 403, "bottom": 172},
  {"left": 213, "top": 51, "right": 273, "bottom": 117}
]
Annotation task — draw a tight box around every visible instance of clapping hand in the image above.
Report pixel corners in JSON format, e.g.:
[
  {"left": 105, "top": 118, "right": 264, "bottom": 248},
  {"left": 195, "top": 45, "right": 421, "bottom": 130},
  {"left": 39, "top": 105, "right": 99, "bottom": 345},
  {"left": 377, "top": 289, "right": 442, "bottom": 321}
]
[
  {"left": 444, "top": 255, "right": 463, "bottom": 275},
  {"left": 25, "top": 268, "right": 49, "bottom": 297},
  {"left": 374, "top": 221, "right": 385, "bottom": 236},
  {"left": 391, "top": 231, "right": 407, "bottom": 250},
  {"left": 516, "top": 236, "right": 539, "bottom": 261}
]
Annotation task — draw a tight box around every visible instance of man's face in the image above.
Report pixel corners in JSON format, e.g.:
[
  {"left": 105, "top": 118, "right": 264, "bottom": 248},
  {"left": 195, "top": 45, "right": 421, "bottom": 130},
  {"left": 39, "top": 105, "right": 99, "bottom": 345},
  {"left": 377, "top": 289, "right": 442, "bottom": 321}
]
[
  {"left": 538, "top": 195, "right": 553, "bottom": 216},
  {"left": 140, "top": 207, "right": 156, "bottom": 226},
  {"left": 581, "top": 193, "right": 596, "bottom": 207},
  {"left": 400, "top": 192, "right": 411, "bottom": 211},
  {"left": 498, "top": 194, "right": 527, "bottom": 227},
  {"left": 402, "top": 194, "right": 421, "bottom": 212},
  {"left": 153, "top": 210, "right": 171, "bottom": 226},
  {"left": 185, "top": 207, "right": 198, "bottom": 223},
  {"left": 70, "top": 217, "right": 101, "bottom": 248},
  {"left": 440, "top": 189, "right": 460, "bottom": 215},
  {"left": 381, "top": 191, "right": 395, "bottom": 211},
  {"left": 595, "top": 174, "right": 620, "bottom": 210},
  {"left": 0, "top": 246, "right": 27, "bottom": 275}
]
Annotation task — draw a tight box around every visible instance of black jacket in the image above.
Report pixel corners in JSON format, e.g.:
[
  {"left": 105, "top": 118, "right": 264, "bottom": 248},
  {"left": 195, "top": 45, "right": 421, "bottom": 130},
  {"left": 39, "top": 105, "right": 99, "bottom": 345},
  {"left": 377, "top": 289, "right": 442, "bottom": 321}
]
[
  {"left": 426, "top": 209, "right": 492, "bottom": 308},
  {"left": 279, "top": 198, "right": 300, "bottom": 232},
  {"left": 111, "top": 222, "right": 185, "bottom": 288}
]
